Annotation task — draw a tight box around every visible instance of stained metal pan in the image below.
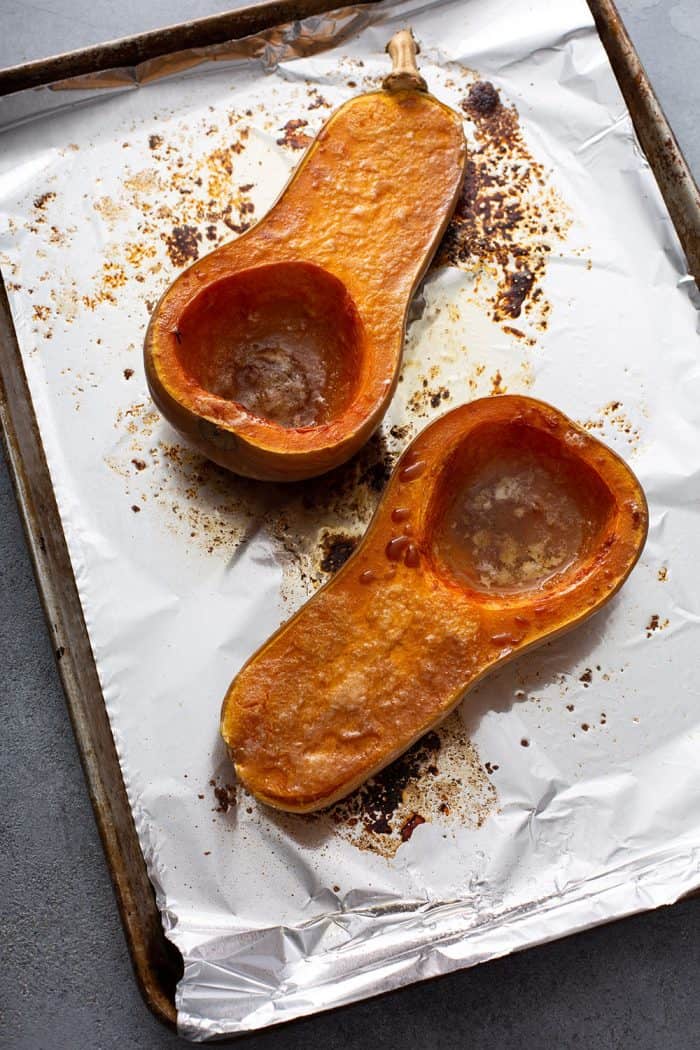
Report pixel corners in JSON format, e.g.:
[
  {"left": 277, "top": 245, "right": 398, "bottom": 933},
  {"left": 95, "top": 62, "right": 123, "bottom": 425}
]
[{"left": 0, "top": 0, "right": 697, "bottom": 1033}]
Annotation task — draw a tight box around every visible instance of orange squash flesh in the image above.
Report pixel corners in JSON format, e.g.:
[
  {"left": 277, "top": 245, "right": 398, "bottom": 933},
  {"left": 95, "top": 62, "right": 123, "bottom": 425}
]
[
  {"left": 144, "top": 36, "right": 467, "bottom": 481},
  {"left": 220, "top": 396, "right": 648, "bottom": 812}
]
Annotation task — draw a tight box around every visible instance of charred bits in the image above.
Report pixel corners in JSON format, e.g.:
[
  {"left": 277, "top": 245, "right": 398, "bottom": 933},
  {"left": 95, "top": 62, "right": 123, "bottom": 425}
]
[
  {"left": 329, "top": 731, "right": 441, "bottom": 836},
  {"left": 319, "top": 532, "right": 358, "bottom": 574},
  {"left": 463, "top": 80, "right": 500, "bottom": 117},
  {"left": 438, "top": 79, "right": 570, "bottom": 332},
  {"left": 162, "top": 224, "right": 201, "bottom": 267},
  {"left": 496, "top": 269, "right": 534, "bottom": 319},
  {"left": 210, "top": 778, "right": 237, "bottom": 813},
  {"left": 277, "top": 119, "right": 312, "bottom": 150}
]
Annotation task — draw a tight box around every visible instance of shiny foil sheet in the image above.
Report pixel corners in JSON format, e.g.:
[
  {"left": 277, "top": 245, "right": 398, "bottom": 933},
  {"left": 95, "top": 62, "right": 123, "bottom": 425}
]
[{"left": 1, "top": 0, "right": 698, "bottom": 1039}]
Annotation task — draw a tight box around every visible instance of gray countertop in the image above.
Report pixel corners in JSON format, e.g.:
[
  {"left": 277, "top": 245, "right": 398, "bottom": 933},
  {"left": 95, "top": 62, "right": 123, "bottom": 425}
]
[{"left": 1, "top": 2, "right": 698, "bottom": 1047}]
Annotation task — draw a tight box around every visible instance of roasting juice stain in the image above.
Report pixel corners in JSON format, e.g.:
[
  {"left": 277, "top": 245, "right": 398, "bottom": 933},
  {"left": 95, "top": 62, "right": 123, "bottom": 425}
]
[
  {"left": 437, "top": 79, "right": 571, "bottom": 332},
  {"left": 108, "top": 402, "right": 397, "bottom": 594},
  {"left": 582, "top": 400, "right": 641, "bottom": 450},
  {"left": 319, "top": 532, "right": 359, "bottom": 574},
  {"left": 314, "top": 713, "right": 496, "bottom": 859},
  {"left": 33, "top": 191, "right": 56, "bottom": 212}
]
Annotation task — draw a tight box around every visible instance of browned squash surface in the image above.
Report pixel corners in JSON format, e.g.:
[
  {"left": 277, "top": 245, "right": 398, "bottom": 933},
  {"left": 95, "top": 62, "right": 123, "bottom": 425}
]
[
  {"left": 144, "top": 31, "right": 467, "bottom": 481},
  {"left": 221, "top": 395, "right": 648, "bottom": 812}
]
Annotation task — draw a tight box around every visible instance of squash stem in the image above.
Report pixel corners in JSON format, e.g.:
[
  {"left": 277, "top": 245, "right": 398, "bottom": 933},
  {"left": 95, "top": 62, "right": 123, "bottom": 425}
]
[{"left": 382, "top": 28, "right": 428, "bottom": 93}]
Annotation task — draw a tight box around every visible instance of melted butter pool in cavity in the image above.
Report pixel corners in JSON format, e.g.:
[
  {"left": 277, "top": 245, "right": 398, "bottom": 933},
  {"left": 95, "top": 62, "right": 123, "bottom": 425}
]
[{"left": 439, "top": 449, "right": 595, "bottom": 592}]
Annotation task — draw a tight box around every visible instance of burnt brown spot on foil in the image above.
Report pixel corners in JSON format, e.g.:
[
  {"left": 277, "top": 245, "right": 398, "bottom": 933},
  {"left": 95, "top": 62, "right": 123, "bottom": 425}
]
[
  {"left": 33, "top": 191, "right": 56, "bottom": 211},
  {"left": 277, "top": 119, "right": 312, "bottom": 150},
  {"left": 211, "top": 779, "right": 237, "bottom": 813},
  {"left": 123, "top": 368, "right": 134, "bottom": 380},
  {"left": 439, "top": 80, "right": 570, "bottom": 333},
  {"left": 496, "top": 269, "right": 535, "bottom": 319},
  {"left": 645, "top": 613, "right": 669, "bottom": 638},
  {"left": 148, "top": 134, "right": 163, "bottom": 150},
  {"left": 407, "top": 373, "right": 451, "bottom": 419},
  {"left": 109, "top": 404, "right": 397, "bottom": 599},
  {"left": 317, "top": 714, "right": 496, "bottom": 858},
  {"left": 319, "top": 532, "right": 358, "bottom": 574},
  {"left": 581, "top": 401, "right": 640, "bottom": 450},
  {"left": 463, "top": 80, "right": 500, "bottom": 117},
  {"left": 334, "top": 731, "right": 441, "bottom": 836},
  {"left": 162, "top": 224, "right": 201, "bottom": 267}
]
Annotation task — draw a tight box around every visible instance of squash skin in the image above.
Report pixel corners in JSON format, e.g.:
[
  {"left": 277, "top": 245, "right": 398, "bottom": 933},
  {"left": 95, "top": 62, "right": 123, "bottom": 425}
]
[
  {"left": 220, "top": 395, "right": 649, "bottom": 812},
  {"left": 144, "top": 88, "right": 467, "bottom": 481}
]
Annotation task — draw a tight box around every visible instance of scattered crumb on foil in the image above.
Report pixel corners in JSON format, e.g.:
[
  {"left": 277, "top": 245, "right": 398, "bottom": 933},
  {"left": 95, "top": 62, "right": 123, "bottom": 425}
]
[{"left": 580, "top": 399, "right": 642, "bottom": 451}]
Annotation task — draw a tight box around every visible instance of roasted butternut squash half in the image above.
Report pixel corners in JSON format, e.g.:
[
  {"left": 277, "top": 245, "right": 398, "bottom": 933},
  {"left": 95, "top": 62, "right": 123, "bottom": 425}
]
[
  {"left": 221, "top": 395, "right": 648, "bottom": 811},
  {"left": 144, "top": 30, "right": 467, "bottom": 480}
]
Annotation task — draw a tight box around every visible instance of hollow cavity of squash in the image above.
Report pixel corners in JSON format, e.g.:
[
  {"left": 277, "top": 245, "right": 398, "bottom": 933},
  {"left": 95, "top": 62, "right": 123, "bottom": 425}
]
[
  {"left": 431, "top": 423, "right": 616, "bottom": 595},
  {"left": 173, "top": 262, "right": 363, "bottom": 429}
]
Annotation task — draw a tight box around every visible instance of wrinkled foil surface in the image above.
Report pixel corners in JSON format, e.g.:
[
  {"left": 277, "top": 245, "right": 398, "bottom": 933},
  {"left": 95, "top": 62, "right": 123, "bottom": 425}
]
[{"left": 1, "top": 0, "right": 698, "bottom": 1039}]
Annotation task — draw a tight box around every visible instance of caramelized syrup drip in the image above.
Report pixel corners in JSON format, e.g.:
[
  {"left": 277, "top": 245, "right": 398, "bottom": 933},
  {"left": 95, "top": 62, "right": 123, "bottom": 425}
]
[
  {"left": 399, "top": 459, "right": 427, "bottom": 483},
  {"left": 404, "top": 544, "right": 420, "bottom": 568},
  {"left": 386, "top": 535, "right": 412, "bottom": 561}
]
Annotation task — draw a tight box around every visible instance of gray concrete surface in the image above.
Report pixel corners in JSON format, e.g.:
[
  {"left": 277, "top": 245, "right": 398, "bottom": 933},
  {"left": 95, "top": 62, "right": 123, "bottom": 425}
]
[{"left": 1, "top": 1, "right": 699, "bottom": 1046}]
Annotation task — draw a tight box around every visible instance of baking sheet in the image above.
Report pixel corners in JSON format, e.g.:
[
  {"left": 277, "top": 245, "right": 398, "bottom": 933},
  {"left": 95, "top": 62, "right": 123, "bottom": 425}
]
[{"left": 1, "top": 0, "right": 699, "bottom": 1039}]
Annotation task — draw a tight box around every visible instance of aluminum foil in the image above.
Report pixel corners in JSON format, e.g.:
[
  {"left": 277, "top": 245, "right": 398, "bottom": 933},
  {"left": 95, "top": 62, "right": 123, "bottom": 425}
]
[{"left": 1, "top": 0, "right": 698, "bottom": 1039}]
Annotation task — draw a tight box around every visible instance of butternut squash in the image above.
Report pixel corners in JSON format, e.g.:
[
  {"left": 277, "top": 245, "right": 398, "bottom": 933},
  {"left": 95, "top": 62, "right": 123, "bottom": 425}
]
[
  {"left": 144, "top": 30, "right": 467, "bottom": 480},
  {"left": 221, "top": 395, "right": 648, "bottom": 811}
]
